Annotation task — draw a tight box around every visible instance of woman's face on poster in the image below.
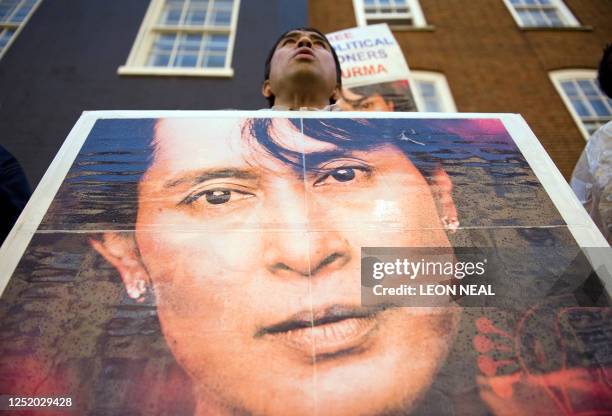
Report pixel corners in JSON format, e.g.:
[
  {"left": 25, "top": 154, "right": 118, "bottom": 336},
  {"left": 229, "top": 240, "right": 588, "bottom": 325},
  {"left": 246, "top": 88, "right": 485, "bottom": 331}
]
[{"left": 102, "top": 118, "right": 459, "bottom": 415}]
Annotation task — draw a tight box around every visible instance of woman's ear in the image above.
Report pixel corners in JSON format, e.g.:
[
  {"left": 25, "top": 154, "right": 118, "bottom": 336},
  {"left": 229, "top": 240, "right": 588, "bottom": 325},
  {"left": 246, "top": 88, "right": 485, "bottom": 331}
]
[
  {"left": 431, "top": 167, "right": 460, "bottom": 233},
  {"left": 90, "top": 233, "right": 149, "bottom": 301}
]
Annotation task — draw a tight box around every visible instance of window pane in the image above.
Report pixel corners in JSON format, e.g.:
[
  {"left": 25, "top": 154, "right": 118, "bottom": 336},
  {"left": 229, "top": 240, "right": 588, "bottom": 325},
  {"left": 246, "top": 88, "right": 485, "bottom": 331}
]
[
  {"left": 160, "top": 5, "right": 183, "bottom": 25},
  {"left": 211, "top": 9, "right": 231, "bottom": 26},
  {"left": 204, "top": 54, "right": 225, "bottom": 68},
  {"left": 363, "top": 0, "right": 415, "bottom": 19},
  {"left": 0, "top": 0, "right": 19, "bottom": 23},
  {"left": 186, "top": 9, "right": 206, "bottom": 25},
  {"left": 154, "top": 33, "right": 176, "bottom": 51},
  {"left": 175, "top": 53, "right": 198, "bottom": 67},
  {"left": 148, "top": 32, "right": 176, "bottom": 67},
  {"left": 415, "top": 80, "right": 446, "bottom": 112},
  {"left": 577, "top": 79, "right": 597, "bottom": 96},
  {"left": 544, "top": 9, "right": 562, "bottom": 25},
  {"left": 149, "top": 53, "right": 170, "bottom": 67},
  {"left": 184, "top": 0, "right": 207, "bottom": 25},
  {"left": 9, "top": 0, "right": 36, "bottom": 23},
  {"left": 561, "top": 80, "right": 577, "bottom": 96},
  {"left": 178, "top": 33, "right": 202, "bottom": 52},
  {"left": 418, "top": 81, "right": 436, "bottom": 97},
  {"left": 571, "top": 99, "right": 590, "bottom": 117},
  {"left": 533, "top": 10, "right": 548, "bottom": 26},
  {"left": 208, "top": 34, "right": 228, "bottom": 52},
  {"left": 9, "top": 9, "right": 27, "bottom": 23},
  {"left": 590, "top": 100, "right": 611, "bottom": 117},
  {"left": 517, "top": 10, "right": 534, "bottom": 26},
  {"left": 424, "top": 99, "right": 442, "bottom": 112}
]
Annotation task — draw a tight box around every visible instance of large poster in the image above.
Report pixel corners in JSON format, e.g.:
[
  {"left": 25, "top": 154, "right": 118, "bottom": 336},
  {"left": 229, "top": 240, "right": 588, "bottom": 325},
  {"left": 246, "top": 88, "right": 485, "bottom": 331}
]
[
  {"left": 0, "top": 112, "right": 610, "bottom": 415},
  {"left": 327, "top": 24, "right": 417, "bottom": 112}
]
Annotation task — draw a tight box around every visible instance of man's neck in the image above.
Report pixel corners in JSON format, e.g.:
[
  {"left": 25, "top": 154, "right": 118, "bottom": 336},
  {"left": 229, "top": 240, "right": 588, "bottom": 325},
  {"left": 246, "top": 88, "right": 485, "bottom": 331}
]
[{"left": 273, "top": 91, "right": 331, "bottom": 110}]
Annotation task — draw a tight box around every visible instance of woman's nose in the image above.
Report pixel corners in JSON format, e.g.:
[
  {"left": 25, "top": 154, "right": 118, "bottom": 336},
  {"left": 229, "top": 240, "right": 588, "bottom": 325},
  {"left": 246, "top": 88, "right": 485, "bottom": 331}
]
[
  {"left": 263, "top": 229, "right": 350, "bottom": 279},
  {"left": 262, "top": 184, "right": 351, "bottom": 278}
]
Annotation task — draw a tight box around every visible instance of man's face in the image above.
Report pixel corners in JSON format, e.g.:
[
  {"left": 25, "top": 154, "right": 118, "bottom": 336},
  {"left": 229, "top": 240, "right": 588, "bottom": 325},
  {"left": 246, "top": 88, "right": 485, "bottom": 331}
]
[
  {"left": 130, "top": 118, "right": 458, "bottom": 415},
  {"left": 264, "top": 30, "right": 339, "bottom": 103},
  {"left": 338, "top": 87, "right": 395, "bottom": 112}
]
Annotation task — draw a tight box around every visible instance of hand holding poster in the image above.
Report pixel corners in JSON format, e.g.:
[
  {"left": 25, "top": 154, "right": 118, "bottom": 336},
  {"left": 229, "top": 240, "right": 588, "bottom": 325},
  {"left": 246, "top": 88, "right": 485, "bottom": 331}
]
[{"left": 327, "top": 24, "right": 417, "bottom": 111}]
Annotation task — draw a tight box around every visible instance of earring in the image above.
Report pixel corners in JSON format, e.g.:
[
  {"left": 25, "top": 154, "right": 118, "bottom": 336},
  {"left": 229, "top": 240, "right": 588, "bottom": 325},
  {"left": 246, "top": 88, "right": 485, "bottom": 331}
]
[
  {"left": 442, "top": 216, "right": 459, "bottom": 233},
  {"left": 126, "top": 278, "right": 148, "bottom": 302}
]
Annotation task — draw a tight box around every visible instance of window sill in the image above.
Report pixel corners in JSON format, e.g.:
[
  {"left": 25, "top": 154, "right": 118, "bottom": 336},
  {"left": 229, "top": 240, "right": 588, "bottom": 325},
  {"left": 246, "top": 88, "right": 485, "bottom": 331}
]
[
  {"left": 363, "top": 22, "right": 435, "bottom": 31},
  {"left": 389, "top": 24, "right": 435, "bottom": 31},
  {"left": 117, "top": 66, "right": 234, "bottom": 77},
  {"left": 519, "top": 25, "right": 593, "bottom": 32}
]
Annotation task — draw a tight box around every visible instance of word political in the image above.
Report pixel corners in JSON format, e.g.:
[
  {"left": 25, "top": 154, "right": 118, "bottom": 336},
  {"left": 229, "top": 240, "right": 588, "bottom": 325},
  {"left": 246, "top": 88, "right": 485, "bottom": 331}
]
[
  {"left": 333, "top": 37, "right": 395, "bottom": 52},
  {"left": 331, "top": 36, "right": 394, "bottom": 80},
  {"left": 372, "top": 258, "right": 487, "bottom": 280}
]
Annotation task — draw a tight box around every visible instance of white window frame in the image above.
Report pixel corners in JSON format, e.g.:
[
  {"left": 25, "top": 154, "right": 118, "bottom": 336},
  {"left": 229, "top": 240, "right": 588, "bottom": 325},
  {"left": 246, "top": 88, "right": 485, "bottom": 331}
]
[
  {"left": 118, "top": 0, "right": 240, "bottom": 77},
  {"left": 549, "top": 69, "right": 612, "bottom": 141},
  {"left": 411, "top": 71, "right": 457, "bottom": 112},
  {"left": 0, "top": 0, "right": 43, "bottom": 61},
  {"left": 352, "top": 0, "right": 427, "bottom": 28},
  {"left": 502, "top": 0, "right": 579, "bottom": 28}
]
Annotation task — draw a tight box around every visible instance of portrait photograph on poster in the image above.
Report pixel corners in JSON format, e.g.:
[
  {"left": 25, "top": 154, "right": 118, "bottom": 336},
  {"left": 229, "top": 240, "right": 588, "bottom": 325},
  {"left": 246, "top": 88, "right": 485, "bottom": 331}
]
[
  {"left": 0, "top": 111, "right": 610, "bottom": 415},
  {"left": 337, "top": 80, "right": 416, "bottom": 112}
]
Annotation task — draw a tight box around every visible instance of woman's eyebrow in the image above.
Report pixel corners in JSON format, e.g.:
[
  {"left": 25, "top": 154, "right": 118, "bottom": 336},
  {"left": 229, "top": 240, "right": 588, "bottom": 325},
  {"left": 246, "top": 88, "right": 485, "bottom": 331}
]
[
  {"left": 303, "top": 150, "right": 357, "bottom": 171},
  {"left": 164, "top": 168, "right": 259, "bottom": 189}
]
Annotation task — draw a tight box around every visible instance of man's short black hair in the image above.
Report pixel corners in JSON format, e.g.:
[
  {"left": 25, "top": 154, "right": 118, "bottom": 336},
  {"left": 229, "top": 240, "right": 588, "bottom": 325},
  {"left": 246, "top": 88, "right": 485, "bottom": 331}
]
[
  {"left": 597, "top": 43, "right": 612, "bottom": 99},
  {"left": 263, "top": 27, "right": 342, "bottom": 107}
]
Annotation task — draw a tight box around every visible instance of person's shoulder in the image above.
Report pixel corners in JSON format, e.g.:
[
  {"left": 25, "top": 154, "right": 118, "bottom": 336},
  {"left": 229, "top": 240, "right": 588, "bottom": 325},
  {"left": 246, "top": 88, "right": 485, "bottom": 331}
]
[{"left": 586, "top": 121, "right": 612, "bottom": 154}]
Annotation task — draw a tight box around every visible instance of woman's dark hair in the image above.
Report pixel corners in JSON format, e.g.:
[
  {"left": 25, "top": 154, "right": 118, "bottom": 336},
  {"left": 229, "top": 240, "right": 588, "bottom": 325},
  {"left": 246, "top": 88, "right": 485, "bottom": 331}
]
[
  {"left": 245, "top": 118, "right": 443, "bottom": 176},
  {"left": 263, "top": 27, "right": 343, "bottom": 107}
]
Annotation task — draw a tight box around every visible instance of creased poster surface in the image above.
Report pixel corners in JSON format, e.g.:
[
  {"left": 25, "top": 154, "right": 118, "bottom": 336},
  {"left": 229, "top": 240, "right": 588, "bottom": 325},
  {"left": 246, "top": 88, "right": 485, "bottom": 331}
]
[
  {"left": 0, "top": 112, "right": 610, "bottom": 415},
  {"left": 327, "top": 24, "right": 417, "bottom": 111}
]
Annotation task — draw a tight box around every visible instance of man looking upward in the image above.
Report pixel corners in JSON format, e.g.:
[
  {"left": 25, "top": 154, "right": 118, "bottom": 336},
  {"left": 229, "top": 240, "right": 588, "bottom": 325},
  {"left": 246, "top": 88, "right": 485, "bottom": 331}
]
[{"left": 262, "top": 27, "right": 342, "bottom": 110}]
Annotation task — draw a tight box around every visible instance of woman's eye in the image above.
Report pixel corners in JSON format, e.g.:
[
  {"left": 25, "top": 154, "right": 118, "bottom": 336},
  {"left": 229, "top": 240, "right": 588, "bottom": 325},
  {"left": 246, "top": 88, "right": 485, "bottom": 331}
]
[
  {"left": 180, "top": 188, "right": 253, "bottom": 207},
  {"left": 314, "top": 166, "right": 371, "bottom": 187},
  {"left": 205, "top": 189, "right": 231, "bottom": 205},
  {"left": 331, "top": 168, "right": 356, "bottom": 182}
]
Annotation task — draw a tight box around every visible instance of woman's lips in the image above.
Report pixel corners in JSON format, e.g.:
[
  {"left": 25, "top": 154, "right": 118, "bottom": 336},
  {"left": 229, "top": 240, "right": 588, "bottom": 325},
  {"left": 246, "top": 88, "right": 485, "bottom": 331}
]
[
  {"left": 255, "top": 305, "right": 390, "bottom": 358},
  {"left": 277, "top": 316, "right": 377, "bottom": 357}
]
